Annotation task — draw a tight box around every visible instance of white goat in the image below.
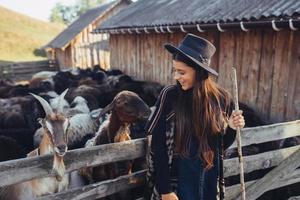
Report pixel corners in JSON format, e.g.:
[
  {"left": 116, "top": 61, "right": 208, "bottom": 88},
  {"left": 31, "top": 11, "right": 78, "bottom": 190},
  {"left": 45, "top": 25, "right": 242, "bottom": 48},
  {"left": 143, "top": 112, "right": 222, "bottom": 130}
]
[
  {"left": 0, "top": 90, "right": 70, "bottom": 200},
  {"left": 66, "top": 96, "right": 90, "bottom": 116}
]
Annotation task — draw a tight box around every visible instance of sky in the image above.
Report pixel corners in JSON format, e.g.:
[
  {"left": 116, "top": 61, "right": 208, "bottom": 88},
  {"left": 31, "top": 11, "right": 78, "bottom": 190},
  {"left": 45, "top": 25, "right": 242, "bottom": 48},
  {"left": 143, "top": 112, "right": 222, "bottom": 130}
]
[{"left": 0, "top": 0, "right": 77, "bottom": 22}]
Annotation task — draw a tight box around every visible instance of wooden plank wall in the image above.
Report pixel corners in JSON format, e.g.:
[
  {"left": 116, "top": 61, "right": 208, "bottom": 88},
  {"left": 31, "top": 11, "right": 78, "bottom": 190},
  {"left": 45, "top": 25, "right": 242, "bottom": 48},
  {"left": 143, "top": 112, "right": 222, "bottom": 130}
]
[
  {"left": 109, "top": 29, "right": 300, "bottom": 123},
  {"left": 59, "top": 27, "right": 110, "bottom": 69}
]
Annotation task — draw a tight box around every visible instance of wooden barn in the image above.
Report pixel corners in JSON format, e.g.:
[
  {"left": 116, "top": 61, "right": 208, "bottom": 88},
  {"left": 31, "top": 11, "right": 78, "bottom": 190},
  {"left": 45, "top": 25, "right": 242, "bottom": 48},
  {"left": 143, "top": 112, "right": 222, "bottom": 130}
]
[
  {"left": 94, "top": 0, "right": 300, "bottom": 123},
  {"left": 44, "top": 0, "right": 131, "bottom": 69}
]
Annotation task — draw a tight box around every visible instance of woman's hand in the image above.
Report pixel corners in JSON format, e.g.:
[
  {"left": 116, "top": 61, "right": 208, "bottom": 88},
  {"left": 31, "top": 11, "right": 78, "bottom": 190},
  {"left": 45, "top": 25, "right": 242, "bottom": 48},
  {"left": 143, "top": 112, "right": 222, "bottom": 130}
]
[
  {"left": 161, "top": 192, "right": 179, "bottom": 200},
  {"left": 228, "top": 110, "right": 245, "bottom": 130}
]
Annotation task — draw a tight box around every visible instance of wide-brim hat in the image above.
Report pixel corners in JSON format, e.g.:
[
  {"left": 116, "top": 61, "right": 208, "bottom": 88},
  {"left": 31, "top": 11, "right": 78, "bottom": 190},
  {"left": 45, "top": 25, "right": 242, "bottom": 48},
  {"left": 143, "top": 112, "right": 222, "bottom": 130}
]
[{"left": 164, "top": 33, "right": 218, "bottom": 76}]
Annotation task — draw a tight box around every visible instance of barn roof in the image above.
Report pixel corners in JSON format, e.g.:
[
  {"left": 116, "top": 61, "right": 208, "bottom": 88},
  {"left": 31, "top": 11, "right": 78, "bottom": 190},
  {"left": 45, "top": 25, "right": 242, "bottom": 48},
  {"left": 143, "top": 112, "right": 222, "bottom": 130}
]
[
  {"left": 95, "top": 0, "right": 300, "bottom": 32},
  {"left": 45, "top": 0, "right": 125, "bottom": 49}
]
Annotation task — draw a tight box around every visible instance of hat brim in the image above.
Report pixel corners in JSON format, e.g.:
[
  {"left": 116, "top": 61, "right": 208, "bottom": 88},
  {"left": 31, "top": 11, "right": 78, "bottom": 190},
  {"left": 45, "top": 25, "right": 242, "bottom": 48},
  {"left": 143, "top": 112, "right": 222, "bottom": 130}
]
[{"left": 164, "top": 43, "right": 218, "bottom": 76}]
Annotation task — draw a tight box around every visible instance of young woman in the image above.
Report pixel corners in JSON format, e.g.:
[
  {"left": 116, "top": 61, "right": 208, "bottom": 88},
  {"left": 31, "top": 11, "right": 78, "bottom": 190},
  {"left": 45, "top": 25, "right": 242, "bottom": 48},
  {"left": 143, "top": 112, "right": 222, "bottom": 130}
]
[{"left": 145, "top": 34, "right": 245, "bottom": 200}]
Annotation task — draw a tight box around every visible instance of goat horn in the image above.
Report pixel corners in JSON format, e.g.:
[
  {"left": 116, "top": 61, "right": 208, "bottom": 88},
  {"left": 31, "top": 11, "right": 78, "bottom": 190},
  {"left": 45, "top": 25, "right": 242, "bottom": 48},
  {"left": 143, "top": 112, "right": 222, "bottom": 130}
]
[
  {"left": 60, "top": 88, "right": 69, "bottom": 99},
  {"left": 30, "top": 93, "right": 53, "bottom": 116},
  {"left": 57, "top": 88, "right": 69, "bottom": 113}
]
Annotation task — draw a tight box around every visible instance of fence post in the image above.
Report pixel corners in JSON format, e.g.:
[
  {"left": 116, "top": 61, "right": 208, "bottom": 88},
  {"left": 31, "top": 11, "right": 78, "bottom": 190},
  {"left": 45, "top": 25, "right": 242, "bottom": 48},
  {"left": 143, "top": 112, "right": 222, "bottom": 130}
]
[{"left": 0, "top": 65, "right": 3, "bottom": 79}]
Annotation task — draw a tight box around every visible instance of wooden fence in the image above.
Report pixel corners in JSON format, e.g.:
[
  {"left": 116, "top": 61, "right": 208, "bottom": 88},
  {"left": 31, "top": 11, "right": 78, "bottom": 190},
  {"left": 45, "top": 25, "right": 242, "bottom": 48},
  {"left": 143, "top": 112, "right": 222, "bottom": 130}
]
[
  {"left": 224, "top": 120, "right": 300, "bottom": 200},
  {"left": 0, "top": 120, "right": 300, "bottom": 199},
  {"left": 0, "top": 60, "right": 57, "bottom": 82}
]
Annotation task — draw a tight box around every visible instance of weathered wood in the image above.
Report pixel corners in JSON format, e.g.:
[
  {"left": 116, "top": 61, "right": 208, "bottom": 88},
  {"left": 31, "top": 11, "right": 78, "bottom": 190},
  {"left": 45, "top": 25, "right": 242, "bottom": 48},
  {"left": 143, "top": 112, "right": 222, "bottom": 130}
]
[
  {"left": 129, "top": 34, "right": 137, "bottom": 78},
  {"left": 289, "top": 196, "right": 300, "bottom": 200},
  {"left": 285, "top": 31, "right": 300, "bottom": 121},
  {"left": 256, "top": 30, "right": 276, "bottom": 121},
  {"left": 232, "top": 143, "right": 300, "bottom": 200},
  {"left": 36, "top": 170, "right": 146, "bottom": 200},
  {"left": 11, "top": 65, "right": 51, "bottom": 70},
  {"left": 65, "top": 45, "right": 72, "bottom": 68},
  {"left": 224, "top": 145, "right": 300, "bottom": 177},
  {"left": 231, "top": 67, "right": 246, "bottom": 200},
  {"left": 269, "top": 30, "right": 291, "bottom": 122},
  {"left": 238, "top": 31, "right": 251, "bottom": 105},
  {"left": 0, "top": 138, "right": 147, "bottom": 187},
  {"left": 0, "top": 65, "right": 3, "bottom": 78},
  {"left": 0, "top": 60, "right": 56, "bottom": 81},
  {"left": 229, "top": 120, "right": 300, "bottom": 148},
  {"left": 245, "top": 30, "right": 262, "bottom": 108},
  {"left": 82, "top": 29, "right": 88, "bottom": 68},
  {"left": 4, "top": 61, "right": 52, "bottom": 69},
  {"left": 12, "top": 67, "right": 54, "bottom": 74},
  {"left": 141, "top": 33, "right": 155, "bottom": 82},
  {"left": 218, "top": 31, "right": 235, "bottom": 94},
  {"left": 136, "top": 34, "right": 141, "bottom": 80},
  {"left": 226, "top": 168, "right": 300, "bottom": 200},
  {"left": 232, "top": 31, "right": 243, "bottom": 93}
]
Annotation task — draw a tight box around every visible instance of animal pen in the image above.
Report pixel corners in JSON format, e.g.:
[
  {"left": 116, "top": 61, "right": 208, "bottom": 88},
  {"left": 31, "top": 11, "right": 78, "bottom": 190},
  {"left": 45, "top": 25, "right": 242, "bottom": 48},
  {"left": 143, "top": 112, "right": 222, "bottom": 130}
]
[
  {"left": 1, "top": 1, "right": 300, "bottom": 199},
  {"left": 0, "top": 120, "right": 300, "bottom": 199}
]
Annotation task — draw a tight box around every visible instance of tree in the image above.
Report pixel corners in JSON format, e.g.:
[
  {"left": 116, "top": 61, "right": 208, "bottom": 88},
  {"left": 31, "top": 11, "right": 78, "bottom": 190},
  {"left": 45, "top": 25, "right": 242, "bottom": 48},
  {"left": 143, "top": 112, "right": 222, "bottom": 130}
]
[
  {"left": 50, "top": 0, "right": 107, "bottom": 25},
  {"left": 50, "top": 3, "right": 80, "bottom": 25}
]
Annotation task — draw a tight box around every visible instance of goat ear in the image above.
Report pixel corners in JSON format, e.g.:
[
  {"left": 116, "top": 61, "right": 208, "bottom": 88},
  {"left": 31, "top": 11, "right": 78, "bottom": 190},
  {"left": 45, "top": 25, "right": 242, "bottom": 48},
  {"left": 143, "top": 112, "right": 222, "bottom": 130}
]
[
  {"left": 57, "top": 88, "right": 69, "bottom": 113},
  {"left": 37, "top": 118, "right": 43, "bottom": 125}
]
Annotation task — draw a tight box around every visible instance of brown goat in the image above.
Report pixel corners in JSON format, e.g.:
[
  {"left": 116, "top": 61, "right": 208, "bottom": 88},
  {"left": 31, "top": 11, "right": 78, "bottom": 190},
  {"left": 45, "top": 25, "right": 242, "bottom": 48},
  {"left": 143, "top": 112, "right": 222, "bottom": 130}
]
[
  {"left": 0, "top": 90, "right": 70, "bottom": 200},
  {"left": 81, "top": 91, "right": 150, "bottom": 195}
]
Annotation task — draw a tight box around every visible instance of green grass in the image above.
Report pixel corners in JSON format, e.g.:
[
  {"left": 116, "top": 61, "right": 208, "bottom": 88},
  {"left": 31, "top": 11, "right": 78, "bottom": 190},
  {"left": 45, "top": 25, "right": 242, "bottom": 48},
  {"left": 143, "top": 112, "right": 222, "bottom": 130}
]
[{"left": 0, "top": 6, "right": 66, "bottom": 61}]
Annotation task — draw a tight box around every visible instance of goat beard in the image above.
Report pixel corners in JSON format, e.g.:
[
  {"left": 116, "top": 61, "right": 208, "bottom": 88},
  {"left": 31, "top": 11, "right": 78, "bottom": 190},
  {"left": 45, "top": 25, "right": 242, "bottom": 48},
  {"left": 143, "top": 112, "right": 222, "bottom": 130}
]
[
  {"left": 53, "top": 154, "right": 66, "bottom": 181},
  {"left": 113, "top": 124, "right": 133, "bottom": 179},
  {"left": 114, "top": 124, "right": 131, "bottom": 143}
]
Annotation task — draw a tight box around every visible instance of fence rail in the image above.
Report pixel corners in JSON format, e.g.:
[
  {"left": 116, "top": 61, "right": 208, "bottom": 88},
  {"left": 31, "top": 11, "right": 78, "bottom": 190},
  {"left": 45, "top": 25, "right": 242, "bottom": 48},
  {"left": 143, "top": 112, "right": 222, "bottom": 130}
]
[
  {"left": 0, "top": 138, "right": 146, "bottom": 187},
  {"left": 0, "top": 60, "right": 57, "bottom": 81},
  {"left": 226, "top": 168, "right": 300, "bottom": 199},
  {"left": 0, "top": 120, "right": 299, "bottom": 199},
  {"left": 230, "top": 120, "right": 300, "bottom": 148},
  {"left": 224, "top": 145, "right": 300, "bottom": 177},
  {"left": 36, "top": 170, "right": 146, "bottom": 200}
]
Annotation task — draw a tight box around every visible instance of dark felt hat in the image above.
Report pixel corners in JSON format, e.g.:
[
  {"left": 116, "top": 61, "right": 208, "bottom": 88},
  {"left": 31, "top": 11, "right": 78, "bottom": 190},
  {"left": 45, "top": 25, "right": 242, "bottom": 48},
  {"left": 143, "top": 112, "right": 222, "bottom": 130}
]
[{"left": 164, "top": 33, "right": 218, "bottom": 76}]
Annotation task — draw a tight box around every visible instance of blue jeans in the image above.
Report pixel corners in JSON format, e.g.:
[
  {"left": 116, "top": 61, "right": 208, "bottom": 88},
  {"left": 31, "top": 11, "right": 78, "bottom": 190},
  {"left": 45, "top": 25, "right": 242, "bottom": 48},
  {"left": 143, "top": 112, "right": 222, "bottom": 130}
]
[{"left": 177, "top": 156, "right": 218, "bottom": 200}]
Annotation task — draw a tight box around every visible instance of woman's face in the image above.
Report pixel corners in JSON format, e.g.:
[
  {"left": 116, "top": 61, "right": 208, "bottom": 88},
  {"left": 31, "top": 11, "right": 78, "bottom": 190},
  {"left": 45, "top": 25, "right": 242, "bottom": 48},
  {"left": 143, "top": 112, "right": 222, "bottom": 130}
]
[{"left": 173, "top": 60, "right": 196, "bottom": 90}]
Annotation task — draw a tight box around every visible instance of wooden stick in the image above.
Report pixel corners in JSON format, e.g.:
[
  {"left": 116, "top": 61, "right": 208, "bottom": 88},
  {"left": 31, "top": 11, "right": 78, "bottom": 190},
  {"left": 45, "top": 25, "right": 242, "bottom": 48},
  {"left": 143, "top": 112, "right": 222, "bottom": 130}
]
[{"left": 231, "top": 67, "right": 246, "bottom": 200}]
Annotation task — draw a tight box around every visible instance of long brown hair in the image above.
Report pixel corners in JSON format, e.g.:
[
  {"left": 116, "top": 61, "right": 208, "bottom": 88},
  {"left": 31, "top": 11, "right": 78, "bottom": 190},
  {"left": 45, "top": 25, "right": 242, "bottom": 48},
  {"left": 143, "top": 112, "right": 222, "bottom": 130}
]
[{"left": 174, "top": 54, "right": 231, "bottom": 169}]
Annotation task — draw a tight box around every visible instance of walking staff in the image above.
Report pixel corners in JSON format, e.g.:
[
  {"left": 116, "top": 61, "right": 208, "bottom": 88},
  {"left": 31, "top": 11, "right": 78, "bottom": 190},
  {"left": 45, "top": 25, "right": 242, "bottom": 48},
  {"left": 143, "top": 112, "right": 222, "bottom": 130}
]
[{"left": 231, "top": 67, "right": 246, "bottom": 200}]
